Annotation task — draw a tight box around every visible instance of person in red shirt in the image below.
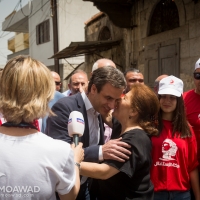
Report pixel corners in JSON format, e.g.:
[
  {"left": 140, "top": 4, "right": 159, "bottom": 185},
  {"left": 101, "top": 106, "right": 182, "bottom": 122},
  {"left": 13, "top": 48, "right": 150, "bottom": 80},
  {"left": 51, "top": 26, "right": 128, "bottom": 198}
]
[
  {"left": 151, "top": 75, "right": 200, "bottom": 200},
  {"left": 183, "top": 58, "right": 200, "bottom": 199}
]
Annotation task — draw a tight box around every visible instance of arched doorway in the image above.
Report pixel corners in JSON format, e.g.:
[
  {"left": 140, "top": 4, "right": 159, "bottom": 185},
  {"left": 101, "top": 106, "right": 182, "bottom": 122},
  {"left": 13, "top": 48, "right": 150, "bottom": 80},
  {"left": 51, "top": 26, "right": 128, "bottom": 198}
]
[
  {"left": 145, "top": 0, "right": 180, "bottom": 88},
  {"left": 149, "top": 0, "right": 179, "bottom": 36},
  {"left": 98, "top": 26, "right": 111, "bottom": 41}
]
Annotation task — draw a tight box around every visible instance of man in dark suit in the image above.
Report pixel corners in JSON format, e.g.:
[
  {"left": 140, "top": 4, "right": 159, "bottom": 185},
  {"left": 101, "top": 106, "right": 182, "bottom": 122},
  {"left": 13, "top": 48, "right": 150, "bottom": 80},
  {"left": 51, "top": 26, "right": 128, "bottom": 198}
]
[
  {"left": 41, "top": 71, "right": 65, "bottom": 133},
  {"left": 46, "top": 66, "right": 131, "bottom": 200},
  {"left": 41, "top": 91, "right": 64, "bottom": 133}
]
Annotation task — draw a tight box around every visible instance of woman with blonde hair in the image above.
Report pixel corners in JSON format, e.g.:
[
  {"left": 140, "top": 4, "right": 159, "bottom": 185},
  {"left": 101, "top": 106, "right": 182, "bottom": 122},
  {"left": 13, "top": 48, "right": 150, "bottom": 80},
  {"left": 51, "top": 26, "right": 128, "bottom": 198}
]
[
  {"left": 79, "top": 84, "right": 160, "bottom": 200},
  {"left": 0, "top": 55, "right": 84, "bottom": 200}
]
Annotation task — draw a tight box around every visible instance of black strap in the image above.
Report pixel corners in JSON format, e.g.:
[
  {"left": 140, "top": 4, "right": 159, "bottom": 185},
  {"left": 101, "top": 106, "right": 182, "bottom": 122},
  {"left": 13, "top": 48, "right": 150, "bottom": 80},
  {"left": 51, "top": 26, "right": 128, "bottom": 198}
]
[{"left": 1, "top": 122, "right": 37, "bottom": 130}]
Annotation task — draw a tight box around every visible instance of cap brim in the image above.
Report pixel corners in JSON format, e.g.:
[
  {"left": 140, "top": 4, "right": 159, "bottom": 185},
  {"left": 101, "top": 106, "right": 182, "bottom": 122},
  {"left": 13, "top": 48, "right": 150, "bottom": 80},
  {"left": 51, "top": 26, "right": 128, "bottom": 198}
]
[{"left": 158, "top": 88, "right": 181, "bottom": 97}]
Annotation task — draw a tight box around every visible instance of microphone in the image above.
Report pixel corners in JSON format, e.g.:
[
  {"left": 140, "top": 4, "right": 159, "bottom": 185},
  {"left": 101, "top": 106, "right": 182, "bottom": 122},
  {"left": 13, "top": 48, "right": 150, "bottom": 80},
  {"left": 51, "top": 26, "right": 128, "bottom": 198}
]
[{"left": 68, "top": 111, "right": 85, "bottom": 146}]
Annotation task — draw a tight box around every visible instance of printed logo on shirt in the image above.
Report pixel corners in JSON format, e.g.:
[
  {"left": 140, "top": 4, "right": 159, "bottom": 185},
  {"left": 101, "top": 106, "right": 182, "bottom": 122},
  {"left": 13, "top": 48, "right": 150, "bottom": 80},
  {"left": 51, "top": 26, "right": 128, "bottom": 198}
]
[
  {"left": 160, "top": 139, "right": 178, "bottom": 161},
  {"left": 0, "top": 173, "right": 40, "bottom": 198},
  {"left": 198, "top": 114, "right": 200, "bottom": 120},
  {"left": 77, "top": 118, "right": 84, "bottom": 124},
  {"left": 154, "top": 139, "right": 180, "bottom": 168}
]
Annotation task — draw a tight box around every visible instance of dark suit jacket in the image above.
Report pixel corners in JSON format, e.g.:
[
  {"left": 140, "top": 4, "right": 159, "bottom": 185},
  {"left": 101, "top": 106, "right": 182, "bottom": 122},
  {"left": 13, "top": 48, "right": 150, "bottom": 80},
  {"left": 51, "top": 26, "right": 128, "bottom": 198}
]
[
  {"left": 45, "top": 92, "right": 105, "bottom": 162},
  {"left": 41, "top": 91, "right": 65, "bottom": 133}
]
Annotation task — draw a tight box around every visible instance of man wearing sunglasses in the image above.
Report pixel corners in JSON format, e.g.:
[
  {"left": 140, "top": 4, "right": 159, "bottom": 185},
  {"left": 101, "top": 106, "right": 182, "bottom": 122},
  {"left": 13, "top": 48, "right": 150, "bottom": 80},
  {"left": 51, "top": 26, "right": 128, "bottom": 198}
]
[
  {"left": 183, "top": 58, "right": 200, "bottom": 200},
  {"left": 123, "top": 68, "right": 144, "bottom": 93}
]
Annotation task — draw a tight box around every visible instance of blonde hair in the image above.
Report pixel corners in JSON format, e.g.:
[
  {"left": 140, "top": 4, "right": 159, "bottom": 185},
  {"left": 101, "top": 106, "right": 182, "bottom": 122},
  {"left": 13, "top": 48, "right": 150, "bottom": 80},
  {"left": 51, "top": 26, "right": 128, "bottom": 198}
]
[{"left": 0, "top": 55, "right": 55, "bottom": 124}]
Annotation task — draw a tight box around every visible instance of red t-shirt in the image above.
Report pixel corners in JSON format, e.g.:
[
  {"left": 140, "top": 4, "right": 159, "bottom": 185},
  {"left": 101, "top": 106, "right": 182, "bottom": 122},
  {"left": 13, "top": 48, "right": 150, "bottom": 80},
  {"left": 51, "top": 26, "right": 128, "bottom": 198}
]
[
  {"left": 183, "top": 89, "right": 200, "bottom": 169},
  {"left": 151, "top": 120, "right": 198, "bottom": 191}
]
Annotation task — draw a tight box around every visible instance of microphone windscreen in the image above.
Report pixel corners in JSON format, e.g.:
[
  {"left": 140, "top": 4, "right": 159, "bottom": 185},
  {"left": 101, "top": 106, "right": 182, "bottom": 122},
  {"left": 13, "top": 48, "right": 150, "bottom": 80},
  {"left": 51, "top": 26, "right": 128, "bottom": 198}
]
[{"left": 68, "top": 111, "right": 85, "bottom": 137}]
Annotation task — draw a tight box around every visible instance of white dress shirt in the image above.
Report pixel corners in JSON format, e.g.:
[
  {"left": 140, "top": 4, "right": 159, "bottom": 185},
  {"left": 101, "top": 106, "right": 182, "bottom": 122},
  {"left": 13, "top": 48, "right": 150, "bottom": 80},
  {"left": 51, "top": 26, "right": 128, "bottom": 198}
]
[
  {"left": 80, "top": 92, "right": 103, "bottom": 184},
  {"left": 81, "top": 92, "right": 103, "bottom": 160},
  {"left": 62, "top": 89, "right": 71, "bottom": 96}
]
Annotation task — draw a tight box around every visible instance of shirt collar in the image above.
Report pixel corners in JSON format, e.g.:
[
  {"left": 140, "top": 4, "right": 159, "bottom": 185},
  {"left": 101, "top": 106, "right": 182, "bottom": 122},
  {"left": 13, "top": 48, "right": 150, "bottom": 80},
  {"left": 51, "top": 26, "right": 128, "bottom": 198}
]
[{"left": 81, "top": 92, "right": 99, "bottom": 115}]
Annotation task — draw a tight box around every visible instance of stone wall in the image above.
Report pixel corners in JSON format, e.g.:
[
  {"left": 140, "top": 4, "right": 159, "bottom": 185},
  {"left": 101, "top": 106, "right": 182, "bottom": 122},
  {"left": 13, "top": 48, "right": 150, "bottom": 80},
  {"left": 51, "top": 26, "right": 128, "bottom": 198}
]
[
  {"left": 85, "top": 14, "right": 124, "bottom": 72},
  {"left": 132, "top": 0, "right": 200, "bottom": 91},
  {"left": 85, "top": 0, "right": 200, "bottom": 91}
]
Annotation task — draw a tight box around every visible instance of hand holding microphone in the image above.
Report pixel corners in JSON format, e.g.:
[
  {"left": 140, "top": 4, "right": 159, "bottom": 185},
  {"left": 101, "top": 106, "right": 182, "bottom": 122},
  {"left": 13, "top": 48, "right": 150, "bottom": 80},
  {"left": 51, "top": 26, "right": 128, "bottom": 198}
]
[
  {"left": 68, "top": 111, "right": 85, "bottom": 146},
  {"left": 71, "top": 142, "right": 84, "bottom": 168}
]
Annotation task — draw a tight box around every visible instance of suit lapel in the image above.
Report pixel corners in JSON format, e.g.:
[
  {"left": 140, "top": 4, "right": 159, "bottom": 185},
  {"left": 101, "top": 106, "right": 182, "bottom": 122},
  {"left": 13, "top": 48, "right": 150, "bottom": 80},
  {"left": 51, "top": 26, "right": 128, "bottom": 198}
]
[
  {"left": 75, "top": 93, "right": 89, "bottom": 147},
  {"left": 75, "top": 93, "right": 105, "bottom": 146},
  {"left": 98, "top": 115, "right": 105, "bottom": 145}
]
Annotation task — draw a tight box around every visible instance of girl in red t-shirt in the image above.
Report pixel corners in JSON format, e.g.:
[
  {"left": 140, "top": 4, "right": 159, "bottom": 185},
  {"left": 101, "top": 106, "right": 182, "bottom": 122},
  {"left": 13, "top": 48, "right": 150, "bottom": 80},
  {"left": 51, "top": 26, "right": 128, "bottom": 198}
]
[{"left": 151, "top": 75, "right": 200, "bottom": 200}]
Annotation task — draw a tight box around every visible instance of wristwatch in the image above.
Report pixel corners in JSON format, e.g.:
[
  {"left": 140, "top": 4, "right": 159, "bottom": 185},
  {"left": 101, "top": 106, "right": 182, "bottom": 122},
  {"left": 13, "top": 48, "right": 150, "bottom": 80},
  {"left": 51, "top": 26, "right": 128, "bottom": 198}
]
[{"left": 75, "top": 162, "right": 80, "bottom": 170}]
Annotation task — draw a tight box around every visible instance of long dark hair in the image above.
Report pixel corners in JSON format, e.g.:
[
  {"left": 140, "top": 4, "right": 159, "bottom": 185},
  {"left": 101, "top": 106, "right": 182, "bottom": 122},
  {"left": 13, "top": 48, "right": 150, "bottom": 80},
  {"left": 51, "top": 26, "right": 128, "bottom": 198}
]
[{"left": 158, "top": 95, "right": 191, "bottom": 138}]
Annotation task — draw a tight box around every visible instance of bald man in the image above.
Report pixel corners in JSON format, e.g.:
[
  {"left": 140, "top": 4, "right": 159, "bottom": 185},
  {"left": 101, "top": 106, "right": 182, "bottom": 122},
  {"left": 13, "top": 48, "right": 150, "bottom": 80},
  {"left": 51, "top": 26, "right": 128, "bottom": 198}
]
[
  {"left": 154, "top": 74, "right": 168, "bottom": 95},
  {"left": 51, "top": 71, "right": 61, "bottom": 91},
  {"left": 91, "top": 58, "right": 116, "bottom": 74},
  {"left": 41, "top": 72, "right": 64, "bottom": 133},
  {"left": 63, "top": 69, "right": 88, "bottom": 96}
]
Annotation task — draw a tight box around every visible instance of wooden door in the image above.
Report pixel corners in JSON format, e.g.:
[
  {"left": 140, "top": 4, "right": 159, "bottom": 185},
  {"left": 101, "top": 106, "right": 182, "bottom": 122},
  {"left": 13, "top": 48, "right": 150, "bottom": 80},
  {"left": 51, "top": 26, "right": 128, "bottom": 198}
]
[
  {"left": 158, "top": 40, "right": 179, "bottom": 76},
  {"left": 144, "top": 38, "right": 180, "bottom": 88}
]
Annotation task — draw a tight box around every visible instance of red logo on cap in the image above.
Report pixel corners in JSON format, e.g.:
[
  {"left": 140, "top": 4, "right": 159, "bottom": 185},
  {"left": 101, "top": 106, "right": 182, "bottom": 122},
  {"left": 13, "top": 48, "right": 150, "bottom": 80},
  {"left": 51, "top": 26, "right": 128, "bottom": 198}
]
[{"left": 170, "top": 79, "right": 174, "bottom": 84}]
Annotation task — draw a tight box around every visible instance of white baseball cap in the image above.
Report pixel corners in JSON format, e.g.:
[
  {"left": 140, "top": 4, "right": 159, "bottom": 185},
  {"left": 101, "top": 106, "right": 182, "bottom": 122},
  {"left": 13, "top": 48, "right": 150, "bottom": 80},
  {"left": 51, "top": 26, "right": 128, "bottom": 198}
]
[
  {"left": 195, "top": 58, "right": 200, "bottom": 71},
  {"left": 158, "top": 75, "right": 183, "bottom": 97}
]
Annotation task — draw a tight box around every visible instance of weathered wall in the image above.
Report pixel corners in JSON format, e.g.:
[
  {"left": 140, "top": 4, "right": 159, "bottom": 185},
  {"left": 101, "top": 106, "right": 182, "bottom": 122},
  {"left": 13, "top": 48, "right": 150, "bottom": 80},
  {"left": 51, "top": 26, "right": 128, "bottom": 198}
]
[
  {"left": 132, "top": 0, "right": 200, "bottom": 91},
  {"left": 85, "top": 14, "right": 124, "bottom": 73},
  {"left": 85, "top": 0, "right": 200, "bottom": 91}
]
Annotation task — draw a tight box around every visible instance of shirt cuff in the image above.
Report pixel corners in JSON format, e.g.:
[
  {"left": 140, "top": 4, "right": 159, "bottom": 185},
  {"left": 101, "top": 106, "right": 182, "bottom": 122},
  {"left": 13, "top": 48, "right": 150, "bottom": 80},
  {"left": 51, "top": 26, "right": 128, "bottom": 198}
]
[{"left": 99, "top": 145, "right": 104, "bottom": 161}]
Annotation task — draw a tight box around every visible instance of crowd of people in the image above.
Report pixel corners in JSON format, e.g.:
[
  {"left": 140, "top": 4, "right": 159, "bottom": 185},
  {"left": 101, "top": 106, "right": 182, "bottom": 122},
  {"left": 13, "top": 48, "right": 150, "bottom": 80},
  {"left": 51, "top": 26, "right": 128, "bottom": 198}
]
[{"left": 0, "top": 55, "right": 200, "bottom": 200}]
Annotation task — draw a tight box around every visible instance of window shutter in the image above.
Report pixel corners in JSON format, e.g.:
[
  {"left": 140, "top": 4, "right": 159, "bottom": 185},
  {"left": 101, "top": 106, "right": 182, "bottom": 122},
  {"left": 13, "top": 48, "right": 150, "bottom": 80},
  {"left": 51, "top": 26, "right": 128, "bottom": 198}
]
[{"left": 36, "top": 25, "right": 39, "bottom": 45}]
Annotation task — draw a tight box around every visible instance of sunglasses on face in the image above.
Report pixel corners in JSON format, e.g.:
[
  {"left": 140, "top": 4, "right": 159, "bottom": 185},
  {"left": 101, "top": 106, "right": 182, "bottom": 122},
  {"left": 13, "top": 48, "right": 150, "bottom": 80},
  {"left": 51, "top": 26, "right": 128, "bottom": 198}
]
[
  {"left": 194, "top": 73, "right": 200, "bottom": 80},
  {"left": 55, "top": 81, "right": 61, "bottom": 86},
  {"left": 130, "top": 79, "right": 144, "bottom": 83}
]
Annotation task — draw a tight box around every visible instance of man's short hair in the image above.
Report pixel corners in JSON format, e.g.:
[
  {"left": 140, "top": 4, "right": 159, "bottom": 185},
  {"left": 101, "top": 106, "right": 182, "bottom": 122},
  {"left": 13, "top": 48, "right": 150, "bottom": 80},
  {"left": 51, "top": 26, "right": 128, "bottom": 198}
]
[
  {"left": 88, "top": 66, "right": 126, "bottom": 93},
  {"left": 124, "top": 68, "right": 140, "bottom": 76}
]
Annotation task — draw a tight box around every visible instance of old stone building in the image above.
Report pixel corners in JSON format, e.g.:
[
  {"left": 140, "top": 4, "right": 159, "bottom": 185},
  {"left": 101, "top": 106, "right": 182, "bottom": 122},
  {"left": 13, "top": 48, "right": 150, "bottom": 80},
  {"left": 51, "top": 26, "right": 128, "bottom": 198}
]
[{"left": 84, "top": 0, "right": 200, "bottom": 91}]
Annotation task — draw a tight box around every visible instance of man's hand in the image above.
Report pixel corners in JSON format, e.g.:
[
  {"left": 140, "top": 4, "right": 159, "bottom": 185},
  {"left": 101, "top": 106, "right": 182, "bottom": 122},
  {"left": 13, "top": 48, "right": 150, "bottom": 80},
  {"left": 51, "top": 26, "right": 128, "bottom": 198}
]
[{"left": 102, "top": 138, "right": 131, "bottom": 162}]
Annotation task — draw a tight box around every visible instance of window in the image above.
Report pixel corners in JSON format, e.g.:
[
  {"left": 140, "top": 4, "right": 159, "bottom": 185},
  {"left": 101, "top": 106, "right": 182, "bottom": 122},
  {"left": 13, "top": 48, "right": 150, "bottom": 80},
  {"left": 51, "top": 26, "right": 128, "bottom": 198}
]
[
  {"left": 149, "top": 0, "right": 179, "bottom": 36},
  {"left": 36, "top": 19, "right": 50, "bottom": 44},
  {"left": 98, "top": 26, "right": 111, "bottom": 41}
]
